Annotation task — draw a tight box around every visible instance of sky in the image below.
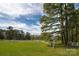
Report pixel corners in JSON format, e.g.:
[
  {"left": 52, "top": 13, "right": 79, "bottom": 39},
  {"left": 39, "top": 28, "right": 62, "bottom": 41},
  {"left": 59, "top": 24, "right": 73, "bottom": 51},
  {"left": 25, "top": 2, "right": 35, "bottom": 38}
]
[
  {"left": 0, "top": 3, "right": 79, "bottom": 35},
  {"left": 0, "top": 3, "right": 43, "bottom": 35}
]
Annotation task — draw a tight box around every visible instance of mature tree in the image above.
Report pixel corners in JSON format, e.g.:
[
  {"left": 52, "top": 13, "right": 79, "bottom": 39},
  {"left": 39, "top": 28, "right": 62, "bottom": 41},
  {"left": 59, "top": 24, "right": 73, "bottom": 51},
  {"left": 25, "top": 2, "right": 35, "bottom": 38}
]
[
  {"left": 0, "top": 29, "right": 4, "bottom": 39},
  {"left": 6, "top": 26, "right": 14, "bottom": 40},
  {"left": 41, "top": 3, "right": 79, "bottom": 46},
  {"left": 16, "top": 30, "right": 25, "bottom": 40},
  {"left": 41, "top": 32, "right": 51, "bottom": 41},
  {"left": 7, "top": 26, "right": 13, "bottom": 30},
  {"left": 25, "top": 32, "right": 31, "bottom": 40},
  {"left": 6, "top": 26, "right": 25, "bottom": 40}
]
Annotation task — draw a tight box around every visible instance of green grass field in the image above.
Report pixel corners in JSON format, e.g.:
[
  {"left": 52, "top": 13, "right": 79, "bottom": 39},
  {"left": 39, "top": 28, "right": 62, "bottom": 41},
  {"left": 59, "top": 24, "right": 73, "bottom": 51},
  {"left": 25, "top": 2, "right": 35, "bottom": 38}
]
[{"left": 0, "top": 40, "right": 78, "bottom": 56}]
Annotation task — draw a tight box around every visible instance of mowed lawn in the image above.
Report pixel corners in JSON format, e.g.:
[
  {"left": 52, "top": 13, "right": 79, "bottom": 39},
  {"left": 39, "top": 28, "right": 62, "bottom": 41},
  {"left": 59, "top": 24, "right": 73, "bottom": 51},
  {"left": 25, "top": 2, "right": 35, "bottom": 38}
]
[{"left": 0, "top": 40, "right": 78, "bottom": 56}]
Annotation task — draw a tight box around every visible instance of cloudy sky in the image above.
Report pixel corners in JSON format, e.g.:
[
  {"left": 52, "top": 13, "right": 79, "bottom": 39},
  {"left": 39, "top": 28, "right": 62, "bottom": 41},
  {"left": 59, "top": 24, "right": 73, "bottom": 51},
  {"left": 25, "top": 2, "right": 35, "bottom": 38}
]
[
  {"left": 0, "top": 3, "right": 79, "bottom": 35},
  {"left": 0, "top": 3, "right": 43, "bottom": 35}
]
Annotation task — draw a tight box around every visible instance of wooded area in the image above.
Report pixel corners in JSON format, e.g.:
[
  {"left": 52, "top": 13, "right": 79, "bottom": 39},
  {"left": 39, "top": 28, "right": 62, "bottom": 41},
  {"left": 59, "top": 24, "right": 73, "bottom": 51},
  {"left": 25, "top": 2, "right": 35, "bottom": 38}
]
[
  {"left": 0, "top": 26, "right": 32, "bottom": 40},
  {"left": 41, "top": 3, "right": 79, "bottom": 47}
]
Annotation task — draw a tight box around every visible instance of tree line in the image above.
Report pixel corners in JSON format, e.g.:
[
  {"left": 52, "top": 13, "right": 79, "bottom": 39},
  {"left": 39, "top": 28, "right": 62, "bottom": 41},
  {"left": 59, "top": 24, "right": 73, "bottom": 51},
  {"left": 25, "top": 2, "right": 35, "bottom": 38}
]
[
  {"left": 40, "top": 3, "right": 79, "bottom": 46},
  {"left": 0, "top": 26, "right": 31, "bottom": 40}
]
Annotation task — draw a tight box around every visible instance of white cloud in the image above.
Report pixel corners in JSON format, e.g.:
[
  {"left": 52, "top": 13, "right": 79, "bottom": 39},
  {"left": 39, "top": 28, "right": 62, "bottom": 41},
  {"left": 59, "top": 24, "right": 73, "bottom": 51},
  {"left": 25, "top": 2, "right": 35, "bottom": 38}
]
[
  {"left": 0, "top": 4, "right": 24, "bottom": 16},
  {"left": 0, "top": 21, "right": 25, "bottom": 29},
  {"left": 0, "top": 3, "right": 43, "bottom": 17},
  {"left": 0, "top": 21, "right": 41, "bottom": 35},
  {"left": 0, "top": 3, "right": 43, "bottom": 35},
  {"left": 30, "top": 24, "right": 41, "bottom": 35}
]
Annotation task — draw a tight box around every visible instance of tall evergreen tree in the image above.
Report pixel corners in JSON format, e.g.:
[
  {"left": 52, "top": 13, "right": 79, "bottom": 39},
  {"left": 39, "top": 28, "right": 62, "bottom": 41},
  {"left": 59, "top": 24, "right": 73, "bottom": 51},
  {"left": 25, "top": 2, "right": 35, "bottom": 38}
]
[{"left": 41, "top": 3, "right": 79, "bottom": 46}]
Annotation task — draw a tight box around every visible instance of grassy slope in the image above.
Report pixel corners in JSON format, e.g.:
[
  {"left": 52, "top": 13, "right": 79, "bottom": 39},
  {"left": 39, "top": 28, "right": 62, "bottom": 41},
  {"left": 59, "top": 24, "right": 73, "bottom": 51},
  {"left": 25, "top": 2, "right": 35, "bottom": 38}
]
[{"left": 0, "top": 40, "right": 78, "bottom": 56}]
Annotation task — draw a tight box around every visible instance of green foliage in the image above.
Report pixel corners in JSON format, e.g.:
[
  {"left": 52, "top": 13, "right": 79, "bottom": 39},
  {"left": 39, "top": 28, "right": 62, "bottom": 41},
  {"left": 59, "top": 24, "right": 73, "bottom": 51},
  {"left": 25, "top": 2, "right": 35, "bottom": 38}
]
[
  {"left": 0, "top": 29, "right": 5, "bottom": 39},
  {"left": 25, "top": 32, "right": 31, "bottom": 40},
  {"left": 0, "top": 26, "right": 31, "bottom": 40},
  {"left": 41, "top": 32, "right": 51, "bottom": 41},
  {"left": 41, "top": 3, "right": 79, "bottom": 46}
]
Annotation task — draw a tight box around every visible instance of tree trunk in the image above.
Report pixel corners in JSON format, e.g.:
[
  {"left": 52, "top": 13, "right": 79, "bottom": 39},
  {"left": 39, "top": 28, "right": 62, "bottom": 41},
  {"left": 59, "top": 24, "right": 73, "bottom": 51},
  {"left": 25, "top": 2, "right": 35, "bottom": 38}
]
[
  {"left": 75, "top": 23, "right": 78, "bottom": 42},
  {"left": 60, "top": 4, "right": 65, "bottom": 44},
  {"left": 64, "top": 4, "right": 69, "bottom": 46}
]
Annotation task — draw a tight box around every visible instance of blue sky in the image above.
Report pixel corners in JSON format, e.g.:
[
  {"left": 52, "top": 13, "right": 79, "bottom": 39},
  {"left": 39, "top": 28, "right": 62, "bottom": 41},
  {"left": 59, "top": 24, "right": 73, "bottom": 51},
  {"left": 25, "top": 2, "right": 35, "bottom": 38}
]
[
  {"left": 0, "top": 3, "right": 43, "bottom": 35},
  {"left": 0, "top": 3, "right": 79, "bottom": 35}
]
